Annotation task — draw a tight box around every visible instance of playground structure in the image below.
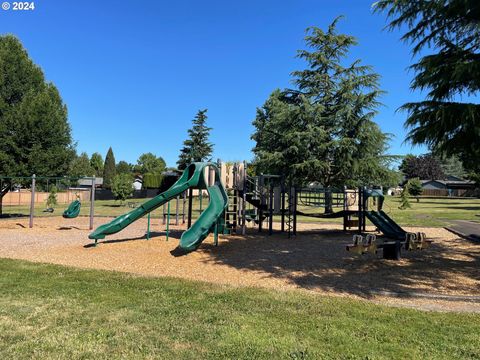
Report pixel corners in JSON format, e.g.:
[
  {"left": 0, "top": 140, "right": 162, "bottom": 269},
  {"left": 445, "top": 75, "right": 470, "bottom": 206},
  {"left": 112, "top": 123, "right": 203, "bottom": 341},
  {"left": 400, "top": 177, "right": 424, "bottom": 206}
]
[
  {"left": 89, "top": 162, "right": 228, "bottom": 252},
  {"left": 88, "top": 161, "right": 297, "bottom": 251},
  {"left": 87, "top": 159, "right": 430, "bottom": 258},
  {"left": 2, "top": 161, "right": 430, "bottom": 259},
  {"left": 218, "top": 165, "right": 431, "bottom": 260}
]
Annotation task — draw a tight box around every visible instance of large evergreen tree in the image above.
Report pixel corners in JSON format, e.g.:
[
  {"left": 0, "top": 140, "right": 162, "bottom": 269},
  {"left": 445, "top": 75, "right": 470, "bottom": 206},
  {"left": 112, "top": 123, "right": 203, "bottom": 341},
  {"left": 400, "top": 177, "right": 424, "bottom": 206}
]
[
  {"left": 103, "top": 147, "right": 116, "bottom": 189},
  {"left": 177, "top": 109, "right": 213, "bottom": 170},
  {"left": 0, "top": 35, "right": 74, "bottom": 214},
  {"left": 436, "top": 154, "right": 466, "bottom": 178},
  {"left": 252, "top": 18, "right": 395, "bottom": 196},
  {"left": 374, "top": 0, "right": 480, "bottom": 173}
]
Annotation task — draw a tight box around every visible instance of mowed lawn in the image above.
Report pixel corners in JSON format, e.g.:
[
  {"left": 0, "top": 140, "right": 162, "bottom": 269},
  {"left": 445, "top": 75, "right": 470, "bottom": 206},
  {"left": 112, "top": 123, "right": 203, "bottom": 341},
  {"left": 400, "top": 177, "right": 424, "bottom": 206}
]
[
  {"left": 2, "top": 195, "right": 480, "bottom": 228},
  {"left": 381, "top": 197, "right": 480, "bottom": 227},
  {"left": 0, "top": 197, "right": 206, "bottom": 220},
  {"left": 0, "top": 259, "right": 479, "bottom": 359},
  {"left": 295, "top": 196, "right": 480, "bottom": 227}
]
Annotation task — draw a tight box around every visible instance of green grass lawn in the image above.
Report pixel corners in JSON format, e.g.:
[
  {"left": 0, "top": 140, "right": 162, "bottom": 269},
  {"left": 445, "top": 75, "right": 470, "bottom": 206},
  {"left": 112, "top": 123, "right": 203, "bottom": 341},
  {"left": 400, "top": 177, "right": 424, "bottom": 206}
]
[
  {"left": 1, "top": 196, "right": 207, "bottom": 220},
  {"left": 0, "top": 258, "right": 479, "bottom": 359},
  {"left": 2, "top": 195, "right": 480, "bottom": 228},
  {"left": 293, "top": 196, "right": 480, "bottom": 227}
]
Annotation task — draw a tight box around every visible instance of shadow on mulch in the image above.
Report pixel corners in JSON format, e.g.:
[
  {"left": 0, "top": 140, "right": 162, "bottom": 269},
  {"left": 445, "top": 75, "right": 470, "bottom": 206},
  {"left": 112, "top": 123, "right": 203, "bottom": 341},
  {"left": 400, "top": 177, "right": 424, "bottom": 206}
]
[
  {"left": 83, "top": 230, "right": 184, "bottom": 248},
  {"left": 202, "top": 228, "right": 480, "bottom": 300},
  {"left": 58, "top": 226, "right": 82, "bottom": 230},
  {"left": 0, "top": 214, "right": 28, "bottom": 219}
]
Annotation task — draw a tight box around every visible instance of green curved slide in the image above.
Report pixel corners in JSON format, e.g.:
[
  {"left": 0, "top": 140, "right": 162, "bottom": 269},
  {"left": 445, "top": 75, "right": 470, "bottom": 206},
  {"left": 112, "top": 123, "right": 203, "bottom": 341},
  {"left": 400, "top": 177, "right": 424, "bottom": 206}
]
[
  {"left": 364, "top": 189, "right": 405, "bottom": 240},
  {"left": 89, "top": 162, "right": 228, "bottom": 252}
]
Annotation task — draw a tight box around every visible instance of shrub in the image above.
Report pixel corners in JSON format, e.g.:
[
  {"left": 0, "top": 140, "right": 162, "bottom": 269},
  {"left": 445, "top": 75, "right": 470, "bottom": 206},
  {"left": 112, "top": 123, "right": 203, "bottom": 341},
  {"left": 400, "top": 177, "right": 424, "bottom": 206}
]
[
  {"left": 142, "top": 173, "right": 163, "bottom": 189},
  {"left": 111, "top": 174, "right": 134, "bottom": 203},
  {"left": 398, "top": 186, "right": 411, "bottom": 210},
  {"left": 46, "top": 186, "right": 58, "bottom": 208},
  {"left": 407, "top": 178, "right": 423, "bottom": 202}
]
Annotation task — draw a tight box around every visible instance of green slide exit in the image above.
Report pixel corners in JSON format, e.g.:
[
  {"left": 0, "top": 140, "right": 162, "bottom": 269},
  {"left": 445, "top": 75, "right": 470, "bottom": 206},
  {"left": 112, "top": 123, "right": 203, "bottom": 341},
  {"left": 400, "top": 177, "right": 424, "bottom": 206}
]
[
  {"left": 89, "top": 163, "right": 228, "bottom": 252},
  {"left": 365, "top": 210, "right": 406, "bottom": 240}
]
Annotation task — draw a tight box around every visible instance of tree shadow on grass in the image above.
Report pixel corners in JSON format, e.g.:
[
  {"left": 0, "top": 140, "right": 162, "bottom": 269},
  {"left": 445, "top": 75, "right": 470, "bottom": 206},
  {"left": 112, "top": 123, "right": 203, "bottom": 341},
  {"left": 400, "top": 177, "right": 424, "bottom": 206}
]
[
  {"left": 411, "top": 200, "right": 480, "bottom": 206},
  {"left": 434, "top": 206, "right": 480, "bottom": 211},
  {"left": 202, "top": 227, "right": 480, "bottom": 299}
]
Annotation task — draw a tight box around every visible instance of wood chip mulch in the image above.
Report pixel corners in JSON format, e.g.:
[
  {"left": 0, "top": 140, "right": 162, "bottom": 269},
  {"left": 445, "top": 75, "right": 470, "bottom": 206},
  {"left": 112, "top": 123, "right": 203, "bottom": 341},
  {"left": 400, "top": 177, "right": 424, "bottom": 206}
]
[{"left": 0, "top": 216, "right": 479, "bottom": 312}]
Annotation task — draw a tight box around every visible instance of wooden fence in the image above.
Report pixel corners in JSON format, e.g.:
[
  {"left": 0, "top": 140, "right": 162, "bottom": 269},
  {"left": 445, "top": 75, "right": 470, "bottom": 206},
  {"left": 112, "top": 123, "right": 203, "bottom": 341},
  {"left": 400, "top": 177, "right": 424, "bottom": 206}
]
[
  {"left": 2, "top": 189, "right": 90, "bottom": 206},
  {"left": 421, "top": 188, "right": 478, "bottom": 197}
]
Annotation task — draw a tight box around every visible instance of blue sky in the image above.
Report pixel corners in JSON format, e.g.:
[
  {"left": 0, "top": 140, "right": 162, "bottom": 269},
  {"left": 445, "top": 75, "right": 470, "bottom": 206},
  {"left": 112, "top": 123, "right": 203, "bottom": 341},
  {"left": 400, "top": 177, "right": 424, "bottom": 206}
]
[{"left": 0, "top": 0, "right": 427, "bottom": 167}]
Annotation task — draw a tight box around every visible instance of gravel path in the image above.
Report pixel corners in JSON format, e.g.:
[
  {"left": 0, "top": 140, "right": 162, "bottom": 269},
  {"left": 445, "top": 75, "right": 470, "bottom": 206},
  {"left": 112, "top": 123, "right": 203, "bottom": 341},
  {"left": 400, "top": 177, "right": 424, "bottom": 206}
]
[{"left": 0, "top": 216, "right": 479, "bottom": 312}]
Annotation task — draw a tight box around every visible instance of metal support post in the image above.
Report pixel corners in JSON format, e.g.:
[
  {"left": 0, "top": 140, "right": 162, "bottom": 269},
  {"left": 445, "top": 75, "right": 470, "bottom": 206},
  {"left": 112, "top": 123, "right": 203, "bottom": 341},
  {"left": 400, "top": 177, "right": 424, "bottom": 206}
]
[
  {"left": 269, "top": 184, "right": 273, "bottom": 235},
  {"left": 214, "top": 219, "right": 219, "bottom": 246},
  {"left": 188, "top": 188, "right": 193, "bottom": 228},
  {"left": 29, "top": 174, "right": 35, "bottom": 228},
  {"left": 90, "top": 177, "right": 95, "bottom": 230},
  {"left": 175, "top": 195, "right": 179, "bottom": 225},
  {"left": 166, "top": 200, "right": 170, "bottom": 241},
  {"left": 146, "top": 212, "right": 151, "bottom": 240}
]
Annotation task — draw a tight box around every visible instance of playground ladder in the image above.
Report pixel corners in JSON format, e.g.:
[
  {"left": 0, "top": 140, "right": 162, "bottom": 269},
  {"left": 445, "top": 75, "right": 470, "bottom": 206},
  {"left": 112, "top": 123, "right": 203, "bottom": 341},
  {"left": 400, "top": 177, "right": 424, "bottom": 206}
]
[{"left": 225, "top": 189, "right": 239, "bottom": 233}]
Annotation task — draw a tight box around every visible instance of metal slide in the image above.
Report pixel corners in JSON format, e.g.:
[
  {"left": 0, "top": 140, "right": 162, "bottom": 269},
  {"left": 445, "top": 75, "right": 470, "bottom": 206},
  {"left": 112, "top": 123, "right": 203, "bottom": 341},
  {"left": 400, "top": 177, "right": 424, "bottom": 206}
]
[
  {"left": 89, "top": 163, "right": 228, "bottom": 252},
  {"left": 365, "top": 210, "right": 406, "bottom": 240}
]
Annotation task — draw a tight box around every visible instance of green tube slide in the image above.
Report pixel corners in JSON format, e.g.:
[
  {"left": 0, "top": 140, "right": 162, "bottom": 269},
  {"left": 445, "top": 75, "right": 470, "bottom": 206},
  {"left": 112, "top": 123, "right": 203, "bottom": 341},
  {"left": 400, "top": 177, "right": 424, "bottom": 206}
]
[{"left": 88, "top": 162, "right": 228, "bottom": 252}]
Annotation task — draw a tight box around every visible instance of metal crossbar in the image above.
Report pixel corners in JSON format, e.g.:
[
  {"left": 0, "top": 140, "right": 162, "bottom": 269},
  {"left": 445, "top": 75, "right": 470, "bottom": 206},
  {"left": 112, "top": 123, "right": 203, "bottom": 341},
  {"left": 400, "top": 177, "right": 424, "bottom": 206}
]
[{"left": 297, "top": 188, "right": 344, "bottom": 208}]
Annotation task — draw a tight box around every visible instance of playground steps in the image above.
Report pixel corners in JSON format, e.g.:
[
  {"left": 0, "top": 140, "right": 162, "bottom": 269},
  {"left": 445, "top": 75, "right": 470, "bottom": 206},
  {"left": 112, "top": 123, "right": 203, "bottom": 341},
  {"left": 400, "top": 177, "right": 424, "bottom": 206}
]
[{"left": 225, "top": 190, "right": 239, "bottom": 233}]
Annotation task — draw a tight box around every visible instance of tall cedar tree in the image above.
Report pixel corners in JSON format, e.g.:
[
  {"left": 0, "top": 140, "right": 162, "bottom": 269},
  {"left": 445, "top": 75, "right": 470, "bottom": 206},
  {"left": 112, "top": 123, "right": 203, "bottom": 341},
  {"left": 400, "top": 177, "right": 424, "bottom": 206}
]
[
  {"left": 436, "top": 154, "right": 466, "bottom": 178},
  {"left": 252, "top": 18, "right": 395, "bottom": 211},
  {"left": 0, "top": 35, "right": 74, "bottom": 214},
  {"left": 177, "top": 109, "right": 213, "bottom": 170},
  {"left": 103, "top": 147, "right": 116, "bottom": 189},
  {"left": 374, "top": 0, "right": 480, "bottom": 173}
]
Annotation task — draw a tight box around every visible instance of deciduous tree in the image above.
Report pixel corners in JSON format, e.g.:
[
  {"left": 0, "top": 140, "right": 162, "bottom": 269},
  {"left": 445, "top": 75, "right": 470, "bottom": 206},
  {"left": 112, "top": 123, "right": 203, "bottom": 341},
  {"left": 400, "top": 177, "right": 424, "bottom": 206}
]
[
  {"left": 69, "top": 152, "right": 94, "bottom": 178},
  {"left": 90, "top": 152, "right": 104, "bottom": 177},
  {"left": 116, "top": 160, "right": 132, "bottom": 175},
  {"left": 111, "top": 173, "right": 134, "bottom": 203},
  {"left": 0, "top": 35, "right": 74, "bottom": 214},
  {"left": 135, "top": 153, "right": 166, "bottom": 174},
  {"left": 399, "top": 154, "right": 444, "bottom": 180}
]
